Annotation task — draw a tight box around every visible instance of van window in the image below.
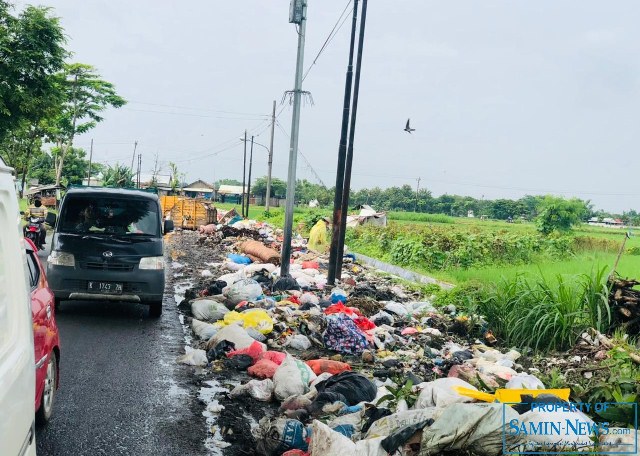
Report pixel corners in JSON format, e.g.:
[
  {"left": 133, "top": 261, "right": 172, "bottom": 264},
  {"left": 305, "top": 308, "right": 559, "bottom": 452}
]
[
  {"left": 25, "top": 250, "right": 40, "bottom": 288},
  {"left": 59, "top": 196, "right": 160, "bottom": 236}
]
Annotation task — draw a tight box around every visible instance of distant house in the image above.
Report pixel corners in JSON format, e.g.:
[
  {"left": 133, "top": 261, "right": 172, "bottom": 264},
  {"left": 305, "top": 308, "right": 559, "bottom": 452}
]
[
  {"left": 183, "top": 179, "right": 215, "bottom": 199},
  {"left": 82, "top": 173, "right": 104, "bottom": 187},
  {"left": 139, "top": 174, "right": 172, "bottom": 195},
  {"left": 588, "top": 217, "right": 625, "bottom": 228},
  {"left": 217, "top": 184, "right": 246, "bottom": 204}
]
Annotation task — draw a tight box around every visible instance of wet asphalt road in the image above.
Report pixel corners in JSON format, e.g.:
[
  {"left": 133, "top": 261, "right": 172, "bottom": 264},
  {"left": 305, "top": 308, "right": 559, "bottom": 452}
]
[{"left": 36, "top": 243, "right": 208, "bottom": 456}]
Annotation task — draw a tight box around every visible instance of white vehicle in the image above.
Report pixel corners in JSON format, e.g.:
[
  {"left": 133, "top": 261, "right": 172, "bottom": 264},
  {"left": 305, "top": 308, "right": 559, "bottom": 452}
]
[{"left": 0, "top": 157, "right": 37, "bottom": 455}]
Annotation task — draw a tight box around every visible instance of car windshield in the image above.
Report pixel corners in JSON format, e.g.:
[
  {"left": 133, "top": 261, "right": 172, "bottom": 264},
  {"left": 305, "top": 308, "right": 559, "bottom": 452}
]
[{"left": 59, "top": 196, "right": 160, "bottom": 237}]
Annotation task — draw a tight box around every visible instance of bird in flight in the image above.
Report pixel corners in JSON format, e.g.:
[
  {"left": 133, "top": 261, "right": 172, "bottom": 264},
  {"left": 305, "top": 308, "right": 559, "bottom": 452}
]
[{"left": 404, "top": 118, "right": 415, "bottom": 134}]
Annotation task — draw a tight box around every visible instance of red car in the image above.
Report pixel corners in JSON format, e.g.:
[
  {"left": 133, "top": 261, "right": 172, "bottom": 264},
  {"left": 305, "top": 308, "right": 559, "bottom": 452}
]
[{"left": 24, "top": 238, "right": 60, "bottom": 424}]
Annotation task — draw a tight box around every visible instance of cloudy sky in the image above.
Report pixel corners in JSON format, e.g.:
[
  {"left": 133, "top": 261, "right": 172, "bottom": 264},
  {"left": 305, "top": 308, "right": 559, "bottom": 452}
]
[{"left": 15, "top": 0, "right": 640, "bottom": 212}]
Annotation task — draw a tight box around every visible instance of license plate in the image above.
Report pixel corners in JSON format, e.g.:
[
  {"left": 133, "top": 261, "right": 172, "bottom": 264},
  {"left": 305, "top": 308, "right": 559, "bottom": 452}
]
[{"left": 87, "top": 281, "right": 123, "bottom": 294}]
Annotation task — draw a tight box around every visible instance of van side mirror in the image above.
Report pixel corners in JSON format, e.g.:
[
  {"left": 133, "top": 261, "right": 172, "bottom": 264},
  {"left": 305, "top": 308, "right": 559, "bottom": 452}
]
[
  {"left": 163, "top": 220, "right": 174, "bottom": 233},
  {"left": 45, "top": 212, "right": 57, "bottom": 227}
]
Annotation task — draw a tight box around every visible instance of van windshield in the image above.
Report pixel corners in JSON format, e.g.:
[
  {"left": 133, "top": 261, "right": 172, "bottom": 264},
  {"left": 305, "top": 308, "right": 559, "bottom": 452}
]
[{"left": 59, "top": 196, "right": 160, "bottom": 237}]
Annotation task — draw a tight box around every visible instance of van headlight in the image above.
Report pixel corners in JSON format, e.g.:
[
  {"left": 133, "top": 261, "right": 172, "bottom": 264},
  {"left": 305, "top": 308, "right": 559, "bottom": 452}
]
[
  {"left": 139, "top": 256, "right": 165, "bottom": 270},
  {"left": 49, "top": 251, "right": 75, "bottom": 267}
]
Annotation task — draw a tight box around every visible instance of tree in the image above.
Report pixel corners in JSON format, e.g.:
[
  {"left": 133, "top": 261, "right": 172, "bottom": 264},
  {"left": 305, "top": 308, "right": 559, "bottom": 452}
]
[
  {"left": 0, "top": 2, "right": 67, "bottom": 143},
  {"left": 216, "top": 178, "right": 242, "bottom": 187},
  {"left": 27, "top": 146, "right": 89, "bottom": 186},
  {"left": 48, "top": 63, "right": 126, "bottom": 185},
  {"left": 251, "top": 176, "right": 286, "bottom": 198},
  {"left": 535, "top": 196, "right": 589, "bottom": 235},
  {"left": 102, "top": 164, "right": 134, "bottom": 188}
]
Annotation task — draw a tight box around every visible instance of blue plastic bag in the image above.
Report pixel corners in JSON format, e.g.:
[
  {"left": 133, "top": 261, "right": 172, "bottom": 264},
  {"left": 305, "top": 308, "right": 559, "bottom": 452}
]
[{"left": 228, "top": 253, "right": 252, "bottom": 265}]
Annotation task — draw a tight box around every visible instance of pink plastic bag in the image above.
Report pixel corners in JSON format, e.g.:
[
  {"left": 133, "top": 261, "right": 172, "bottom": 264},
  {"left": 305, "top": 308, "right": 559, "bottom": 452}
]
[
  {"left": 248, "top": 359, "right": 279, "bottom": 379},
  {"left": 261, "top": 350, "right": 286, "bottom": 365},
  {"left": 226, "top": 340, "right": 265, "bottom": 364}
]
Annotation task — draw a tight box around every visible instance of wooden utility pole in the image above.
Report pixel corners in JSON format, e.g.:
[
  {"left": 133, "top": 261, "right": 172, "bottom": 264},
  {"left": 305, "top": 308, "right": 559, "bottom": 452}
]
[{"left": 266, "top": 100, "right": 276, "bottom": 212}]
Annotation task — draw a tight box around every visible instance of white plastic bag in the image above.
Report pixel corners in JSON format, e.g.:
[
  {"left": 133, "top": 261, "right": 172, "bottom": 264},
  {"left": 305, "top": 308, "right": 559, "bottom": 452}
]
[
  {"left": 230, "top": 379, "right": 274, "bottom": 402},
  {"left": 300, "top": 293, "right": 320, "bottom": 306},
  {"left": 384, "top": 301, "right": 409, "bottom": 316},
  {"left": 244, "top": 263, "right": 277, "bottom": 275},
  {"left": 284, "top": 334, "right": 311, "bottom": 350},
  {"left": 273, "top": 355, "right": 315, "bottom": 401},
  {"left": 506, "top": 373, "right": 545, "bottom": 390},
  {"left": 222, "top": 260, "right": 246, "bottom": 272},
  {"left": 419, "top": 403, "right": 520, "bottom": 455},
  {"left": 217, "top": 272, "right": 244, "bottom": 286},
  {"left": 366, "top": 409, "right": 440, "bottom": 439},
  {"left": 177, "top": 346, "right": 208, "bottom": 367},
  {"left": 414, "top": 378, "right": 477, "bottom": 409},
  {"left": 191, "top": 318, "right": 219, "bottom": 340},
  {"left": 225, "top": 279, "right": 263, "bottom": 305},
  {"left": 309, "top": 420, "right": 386, "bottom": 456},
  {"left": 191, "top": 298, "right": 229, "bottom": 321},
  {"left": 207, "top": 324, "right": 263, "bottom": 351}
]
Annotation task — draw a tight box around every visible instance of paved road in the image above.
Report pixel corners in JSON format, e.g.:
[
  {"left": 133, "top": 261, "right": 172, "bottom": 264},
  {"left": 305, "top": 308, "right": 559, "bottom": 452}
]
[{"left": 36, "top": 243, "right": 208, "bottom": 456}]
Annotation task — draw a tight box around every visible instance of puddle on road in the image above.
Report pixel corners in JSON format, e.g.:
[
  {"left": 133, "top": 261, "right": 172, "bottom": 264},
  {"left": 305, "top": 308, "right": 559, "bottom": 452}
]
[{"left": 199, "top": 380, "right": 230, "bottom": 454}]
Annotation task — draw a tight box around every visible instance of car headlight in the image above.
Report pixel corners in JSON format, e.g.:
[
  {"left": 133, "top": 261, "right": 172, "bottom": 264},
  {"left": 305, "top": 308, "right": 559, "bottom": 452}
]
[
  {"left": 139, "top": 256, "right": 165, "bottom": 270},
  {"left": 48, "top": 251, "right": 75, "bottom": 267}
]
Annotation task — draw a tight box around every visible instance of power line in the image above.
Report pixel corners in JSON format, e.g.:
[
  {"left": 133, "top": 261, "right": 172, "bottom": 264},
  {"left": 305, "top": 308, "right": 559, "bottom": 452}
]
[
  {"left": 123, "top": 107, "right": 269, "bottom": 120},
  {"left": 275, "top": 120, "right": 326, "bottom": 187},
  {"left": 302, "top": 0, "right": 353, "bottom": 82},
  {"left": 127, "top": 100, "right": 267, "bottom": 117}
]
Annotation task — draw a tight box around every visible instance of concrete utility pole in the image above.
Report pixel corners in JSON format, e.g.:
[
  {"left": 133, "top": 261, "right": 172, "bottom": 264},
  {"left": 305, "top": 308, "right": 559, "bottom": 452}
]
[
  {"left": 280, "top": 0, "right": 308, "bottom": 277},
  {"left": 266, "top": 100, "right": 276, "bottom": 212},
  {"left": 87, "top": 138, "right": 94, "bottom": 186},
  {"left": 242, "top": 130, "right": 247, "bottom": 218},
  {"left": 415, "top": 177, "right": 421, "bottom": 212},
  {"left": 137, "top": 154, "right": 142, "bottom": 188},
  {"left": 130, "top": 140, "right": 138, "bottom": 172},
  {"left": 335, "top": 0, "right": 369, "bottom": 280},
  {"left": 328, "top": 0, "right": 360, "bottom": 285},
  {"left": 246, "top": 136, "right": 254, "bottom": 217}
]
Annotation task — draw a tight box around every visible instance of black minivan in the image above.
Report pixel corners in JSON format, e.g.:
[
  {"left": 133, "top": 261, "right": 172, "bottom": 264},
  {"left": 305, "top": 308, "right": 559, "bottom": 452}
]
[{"left": 47, "top": 187, "right": 173, "bottom": 317}]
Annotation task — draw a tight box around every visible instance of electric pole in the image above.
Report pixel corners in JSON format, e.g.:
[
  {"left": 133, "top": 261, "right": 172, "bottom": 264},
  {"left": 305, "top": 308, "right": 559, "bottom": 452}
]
[
  {"left": 246, "top": 136, "right": 254, "bottom": 217},
  {"left": 130, "top": 140, "right": 138, "bottom": 172},
  {"left": 328, "top": 0, "right": 359, "bottom": 285},
  {"left": 280, "top": 0, "right": 308, "bottom": 277},
  {"left": 87, "top": 138, "right": 94, "bottom": 186},
  {"left": 266, "top": 100, "right": 276, "bottom": 212},
  {"left": 137, "top": 154, "right": 142, "bottom": 188},
  {"left": 242, "top": 130, "right": 247, "bottom": 218},
  {"left": 415, "top": 177, "right": 421, "bottom": 212},
  {"left": 335, "top": 0, "right": 369, "bottom": 280}
]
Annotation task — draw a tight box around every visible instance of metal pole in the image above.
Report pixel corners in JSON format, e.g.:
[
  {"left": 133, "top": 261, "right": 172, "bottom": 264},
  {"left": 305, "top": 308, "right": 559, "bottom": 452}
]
[
  {"left": 336, "top": 0, "right": 368, "bottom": 280},
  {"left": 415, "top": 177, "right": 421, "bottom": 212},
  {"left": 280, "top": 1, "right": 307, "bottom": 277},
  {"left": 87, "top": 138, "right": 94, "bottom": 186},
  {"left": 242, "top": 130, "right": 247, "bottom": 217},
  {"left": 328, "top": 0, "right": 359, "bottom": 285},
  {"left": 247, "top": 136, "right": 254, "bottom": 217},
  {"left": 130, "top": 140, "right": 138, "bottom": 172},
  {"left": 266, "top": 100, "right": 276, "bottom": 212}
]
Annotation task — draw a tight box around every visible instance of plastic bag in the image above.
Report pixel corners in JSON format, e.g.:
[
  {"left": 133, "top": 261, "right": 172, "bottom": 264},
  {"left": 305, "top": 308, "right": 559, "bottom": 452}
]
[
  {"left": 308, "top": 219, "right": 329, "bottom": 253},
  {"left": 324, "top": 302, "right": 362, "bottom": 317},
  {"left": 230, "top": 379, "right": 274, "bottom": 402},
  {"left": 222, "top": 308, "right": 273, "bottom": 334},
  {"left": 506, "top": 373, "right": 545, "bottom": 390},
  {"left": 414, "top": 378, "right": 478, "bottom": 409},
  {"left": 308, "top": 420, "right": 386, "bottom": 456},
  {"left": 313, "top": 371, "right": 376, "bottom": 406},
  {"left": 366, "top": 409, "right": 439, "bottom": 439},
  {"left": 217, "top": 272, "right": 244, "bottom": 286},
  {"left": 254, "top": 417, "right": 310, "bottom": 455},
  {"left": 300, "top": 293, "right": 320, "bottom": 306},
  {"left": 419, "top": 403, "right": 520, "bottom": 456},
  {"left": 207, "top": 324, "right": 262, "bottom": 351},
  {"left": 228, "top": 253, "right": 252, "bottom": 264},
  {"left": 273, "top": 276, "right": 302, "bottom": 292},
  {"left": 244, "top": 262, "right": 277, "bottom": 275},
  {"left": 191, "top": 318, "right": 219, "bottom": 340},
  {"left": 285, "top": 334, "right": 312, "bottom": 350},
  {"left": 226, "top": 340, "right": 266, "bottom": 363},
  {"left": 248, "top": 358, "right": 279, "bottom": 379},
  {"left": 310, "top": 372, "right": 333, "bottom": 388},
  {"left": 224, "top": 354, "right": 254, "bottom": 370},
  {"left": 323, "top": 314, "right": 368, "bottom": 355},
  {"left": 191, "top": 298, "right": 229, "bottom": 321},
  {"left": 330, "top": 288, "right": 348, "bottom": 304},
  {"left": 225, "top": 279, "right": 263, "bottom": 305},
  {"left": 306, "top": 359, "right": 351, "bottom": 376},
  {"left": 177, "top": 346, "right": 208, "bottom": 367},
  {"left": 273, "top": 355, "right": 313, "bottom": 401},
  {"left": 301, "top": 261, "right": 319, "bottom": 270},
  {"left": 262, "top": 351, "right": 286, "bottom": 365},
  {"left": 384, "top": 301, "right": 409, "bottom": 316}
]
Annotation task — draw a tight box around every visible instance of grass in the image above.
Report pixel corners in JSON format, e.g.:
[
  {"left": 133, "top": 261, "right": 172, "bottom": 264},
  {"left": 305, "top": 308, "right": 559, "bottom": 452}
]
[{"left": 387, "top": 212, "right": 454, "bottom": 224}]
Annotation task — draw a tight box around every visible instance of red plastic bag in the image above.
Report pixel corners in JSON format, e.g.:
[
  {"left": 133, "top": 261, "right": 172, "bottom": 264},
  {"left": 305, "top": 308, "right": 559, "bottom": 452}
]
[
  {"left": 282, "top": 451, "right": 309, "bottom": 456},
  {"left": 248, "top": 358, "right": 279, "bottom": 379},
  {"left": 301, "top": 261, "right": 319, "bottom": 270},
  {"left": 306, "top": 359, "right": 352, "bottom": 376},
  {"left": 354, "top": 316, "right": 376, "bottom": 331},
  {"left": 261, "top": 350, "right": 286, "bottom": 365},
  {"left": 226, "top": 340, "right": 265, "bottom": 364},
  {"left": 324, "top": 302, "right": 362, "bottom": 317}
]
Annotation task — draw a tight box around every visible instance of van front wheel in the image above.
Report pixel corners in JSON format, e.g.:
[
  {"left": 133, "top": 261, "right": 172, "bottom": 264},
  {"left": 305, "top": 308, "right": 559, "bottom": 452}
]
[{"left": 149, "top": 301, "right": 162, "bottom": 318}]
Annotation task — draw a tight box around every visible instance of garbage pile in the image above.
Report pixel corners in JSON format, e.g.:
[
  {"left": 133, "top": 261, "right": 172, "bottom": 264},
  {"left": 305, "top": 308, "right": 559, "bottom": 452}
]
[{"left": 169, "top": 220, "right": 626, "bottom": 455}]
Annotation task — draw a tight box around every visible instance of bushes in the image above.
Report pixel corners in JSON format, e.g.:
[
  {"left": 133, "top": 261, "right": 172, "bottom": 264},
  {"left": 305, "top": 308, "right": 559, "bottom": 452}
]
[
  {"left": 388, "top": 212, "right": 454, "bottom": 224},
  {"left": 345, "top": 225, "right": 574, "bottom": 271},
  {"left": 479, "top": 268, "right": 610, "bottom": 352}
]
